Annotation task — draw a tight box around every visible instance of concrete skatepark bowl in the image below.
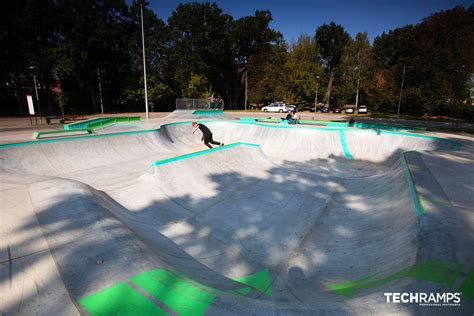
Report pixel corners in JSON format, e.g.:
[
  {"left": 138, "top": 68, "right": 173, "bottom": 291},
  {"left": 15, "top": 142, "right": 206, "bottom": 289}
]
[{"left": 1, "top": 120, "right": 473, "bottom": 315}]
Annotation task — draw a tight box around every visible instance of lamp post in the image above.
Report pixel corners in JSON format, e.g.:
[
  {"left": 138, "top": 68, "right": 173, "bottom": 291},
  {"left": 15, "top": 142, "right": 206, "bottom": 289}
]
[
  {"left": 29, "top": 66, "right": 42, "bottom": 124},
  {"left": 313, "top": 75, "right": 321, "bottom": 120},
  {"left": 355, "top": 66, "right": 361, "bottom": 108},
  {"left": 140, "top": 4, "right": 149, "bottom": 119},
  {"left": 397, "top": 65, "right": 406, "bottom": 119},
  {"left": 244, "top": 69, "right": 248, "bottom": 111},
  {"left": 97, "top": 67, "right": 104, "bottom": 115}
]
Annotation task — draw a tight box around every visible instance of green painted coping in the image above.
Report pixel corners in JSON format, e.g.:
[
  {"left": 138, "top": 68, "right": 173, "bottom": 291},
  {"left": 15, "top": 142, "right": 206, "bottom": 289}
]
[
  {"left": 64, "top": 116, "right": 141, "bottom": 130},
  {"left": 151, "top": 142, "right": 260, "bottom": 167},
  {"left": 131, "top": 269, "right": 215, "bottom": 316},
  {"left": 401, "top": 153, "right": 425, "bottom": 216},
  {"left": 192, "top": 110, "right": 224, "bottom": 115},
  {"left": 0, "top": 120, "right": 461, "bottom": 150},
  {"left": 329, "top": 261, "right": 464, "bottom": 298},
  {"left": 79, "top": 282, "right": 168, "bottom": 316},
  {"left": 459, "top": 267, "right": 474, "bottom": 300},
  {"left": 339, "top": 130, "right": 352, "bottom": 160},
  {"left": 33, "top": 128, "right": 95, "bottom": 139}
]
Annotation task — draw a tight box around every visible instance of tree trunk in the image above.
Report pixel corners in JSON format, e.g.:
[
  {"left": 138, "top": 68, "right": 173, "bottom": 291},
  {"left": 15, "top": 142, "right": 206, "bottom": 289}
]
[{"left": 325, "top": 68, "right": 335, "bottom": 104}]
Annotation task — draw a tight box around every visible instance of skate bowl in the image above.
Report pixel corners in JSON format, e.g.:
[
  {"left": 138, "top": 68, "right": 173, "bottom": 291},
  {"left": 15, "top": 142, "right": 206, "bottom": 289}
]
[{"left": 1, "top": 120, "right": 473, "bottom": 315}]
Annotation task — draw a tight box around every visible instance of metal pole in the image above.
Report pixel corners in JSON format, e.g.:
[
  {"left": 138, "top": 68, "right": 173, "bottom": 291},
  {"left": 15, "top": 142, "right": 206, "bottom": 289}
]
[
  {"left": 97, "top": 67, "right": 104, "bottom": 115},
  {"left": 313, "top": 77, "right": 319, "bottom": 121},
  {"left": 355, "top": 68, "right": 360, "bottom": 108},
  {"left": 33, "top": 74, "right": 42, "bottom": 124},
  {"left": 141, "top": 5, "right": 149, "bottom": 119},
  {"left": 244, "top": 70, "right": 248, "bottom": 111},
  {"left": 397, "top": 65, "right": 406, "bottom": 119}
]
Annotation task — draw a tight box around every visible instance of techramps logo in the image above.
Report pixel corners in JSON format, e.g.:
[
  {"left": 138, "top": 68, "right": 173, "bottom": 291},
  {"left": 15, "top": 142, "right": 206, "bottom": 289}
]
[{"left": 384, "top": 292, "right": 462, "bottom": 307}]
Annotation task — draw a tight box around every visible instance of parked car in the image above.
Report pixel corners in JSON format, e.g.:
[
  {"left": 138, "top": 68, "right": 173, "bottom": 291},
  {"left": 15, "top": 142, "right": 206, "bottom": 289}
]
[
  {"left": 262, "top": 103, "right": 289, "bottom": 113},
  {"left": 287, "top": 104, "right": 297, "bottom": 112},
  {"left": 321, "top": 105, "right": 330, "bottom": 113},
  {"left": 358, "top": 105, "right": 368, "bottom": 114},
  {"left": 345, "top": 107, "right": 354, "bottom": 114},
  {"left": 332, "top": 106, "right": 342, "bottom": 113}
]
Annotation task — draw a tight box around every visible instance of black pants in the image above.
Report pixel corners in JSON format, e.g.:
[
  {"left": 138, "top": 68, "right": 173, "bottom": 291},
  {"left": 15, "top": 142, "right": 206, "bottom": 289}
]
[{"left": 204, "top": 135, "right": 221, "bottom": 148}]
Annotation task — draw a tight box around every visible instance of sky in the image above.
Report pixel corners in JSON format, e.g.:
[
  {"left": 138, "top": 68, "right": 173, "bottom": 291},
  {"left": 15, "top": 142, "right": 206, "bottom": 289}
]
[{"left": 145, "top": 0, "right": 472, "bottom": 43}]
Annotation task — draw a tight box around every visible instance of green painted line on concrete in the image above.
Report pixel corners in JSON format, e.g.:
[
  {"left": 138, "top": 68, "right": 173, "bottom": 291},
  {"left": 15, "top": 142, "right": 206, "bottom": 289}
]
[
  {"left": 79, "top": 267, "right": 272, "bottom": 315},
  {"left": 151, "top": 142, "right": 260, "bottom": 167},
  {"left": 232, "top": 268, "right": 272, "bottom": 296},
  {"left": 0, "top": 128, "right": 159, "bottom": 148},
  {"left": 165, "top": 268, "right": 253, "bottom": 297},
  {"left": 339, "top": 130, "right": 353, "bottom": 160},
  {"left": 64, "top": 116, "right": 140, "bottom": 130},
  {"left": 192, "top": 110, "right": 224, "bottom": 115},
  {"left": 329, "top": 261, "right": 464, "bottom": 298},
  {"left": 459, "top": 267, "right": 474, "bottom": 300},
  {"left": 401, "top": 153, "right": 425, "bottom": 216},
  {"left": 79, "top": 282, "right": 169, "bottom": 316},
  {"left": 420, "top": 196, "right": 453, "bottom": 207},
  {"left": 0, "top": 119, "right": 461, "bottom": 151},
  {"left": 130, "top": 269, "right": 216, "bottom": 316}
]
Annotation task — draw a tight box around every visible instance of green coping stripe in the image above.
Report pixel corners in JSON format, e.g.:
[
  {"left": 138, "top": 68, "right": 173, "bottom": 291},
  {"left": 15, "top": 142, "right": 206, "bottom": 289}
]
[
  {"left": 79, "top": 282, "right": 168, "bottom": 316},
  {"left": 329, "top": 261, "right": 463, "bottom": 298},
  {"left": 151, "top": 142, "right": 260, "bottom": 167},
  {"left": 192, "top": 110, "right": 224, "bottom": 115},
  {"left": 0, "top": 128, "right": 159, "bottom": 148},
  {"left": 64, "top": 116, "right": 140, "bottom": 130},
  {"left": 459, "top": 267, "right": 474, "bottom": 300},
  {"left": 0, "top": 119, "right": 461, "bottom": 150},
  {"left": 339, "top": 130, "right": 352, "bottom": 160},
  {"left": 401, "top": 153, "right": 425, "bottom": 216}
]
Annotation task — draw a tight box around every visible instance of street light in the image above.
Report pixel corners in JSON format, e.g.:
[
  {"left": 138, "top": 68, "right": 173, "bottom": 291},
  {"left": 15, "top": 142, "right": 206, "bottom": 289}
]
[
  {"left": 28, "top": 66, "right": 42, "bottom": 124},
  {"left": 140, "top": 4, "right": 149, "bottom": 119},
  {"left": 354, "top": 66, "right": 361, "bottom": 108},
  {"left": 397, "top": 65, "right": 406, "bottom": 119},
  {"left": 314, "top": 75, "right": 321, "bottom": 120}
]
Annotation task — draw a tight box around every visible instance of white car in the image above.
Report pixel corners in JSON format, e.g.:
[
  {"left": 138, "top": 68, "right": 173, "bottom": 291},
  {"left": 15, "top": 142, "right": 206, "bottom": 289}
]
[
  {"left": 358, "top": 105, "right": 368, "bottom": 114},
  {"left": 262, "top": 103, "right": 289, "bottom": 113},
  {"left": 345, "top": 107, "right": 354, "bottom": 114}
]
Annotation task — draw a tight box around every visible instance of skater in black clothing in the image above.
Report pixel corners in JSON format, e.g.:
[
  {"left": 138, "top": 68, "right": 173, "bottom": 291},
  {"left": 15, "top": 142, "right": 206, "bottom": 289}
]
[{"left": 192, "top": 122, "right": 224, "bottom": 148}]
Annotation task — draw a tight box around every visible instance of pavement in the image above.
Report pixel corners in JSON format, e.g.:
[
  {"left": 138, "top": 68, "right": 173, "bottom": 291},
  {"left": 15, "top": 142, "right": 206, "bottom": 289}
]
[{"left": 0, "top": 111, "right": 473, "bottom": 315}]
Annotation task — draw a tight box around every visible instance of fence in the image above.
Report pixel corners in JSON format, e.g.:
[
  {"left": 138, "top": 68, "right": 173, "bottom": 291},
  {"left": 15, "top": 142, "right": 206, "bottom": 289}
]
[{"left": 175, "top": 98, "right": 224, "bottom": 110}]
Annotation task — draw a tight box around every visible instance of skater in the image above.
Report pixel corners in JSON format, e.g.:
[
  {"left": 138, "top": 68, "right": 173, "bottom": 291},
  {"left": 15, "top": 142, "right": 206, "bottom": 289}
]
[{"left": 192, "top": 122, "right": 224, "bottom": 148}]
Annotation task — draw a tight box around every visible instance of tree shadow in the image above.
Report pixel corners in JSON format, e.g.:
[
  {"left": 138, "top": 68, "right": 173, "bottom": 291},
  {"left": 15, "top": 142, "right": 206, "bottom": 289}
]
[{"left": 1, "top": 126, "right": 473, "bottom": 315}]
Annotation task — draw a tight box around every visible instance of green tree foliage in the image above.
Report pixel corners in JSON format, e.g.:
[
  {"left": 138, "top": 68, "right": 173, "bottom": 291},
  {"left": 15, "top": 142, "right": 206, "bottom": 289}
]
[
  {"left": 337, "top": 32, "right": 374, "bottom": 106},
  {"left": 286, "top": 35, "right": 323, "bottom": 105},
  {"left": 315, "top": 22, "right": 350, "bottom": 104},
  {"left": 1, "top": 2, "right": 473, "bottom": 120},
  {"left": 372, "top": 6, "right": 474, "bottom": 118}
]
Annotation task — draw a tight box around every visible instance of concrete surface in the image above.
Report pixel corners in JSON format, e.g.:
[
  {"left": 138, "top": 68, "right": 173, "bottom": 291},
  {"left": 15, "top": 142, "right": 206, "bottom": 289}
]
[{"left": 0, "top": 114, "right": 473, "bottom": 315}]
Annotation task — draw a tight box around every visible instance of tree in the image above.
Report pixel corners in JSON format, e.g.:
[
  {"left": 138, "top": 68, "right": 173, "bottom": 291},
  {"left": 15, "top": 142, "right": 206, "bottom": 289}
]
[
  {"left": 230, "top": 10, "right": 281, "bottom": 106},
  {"left": 338, "top": 32, "right": 374, "bottom": 106},
  {"left": 315, "top": 22, "right": 349, "bottom": 104},
  {"left": 286, "top": 35, "right": 323, "bottom": 105},
  {"left": 167, "top": 2, "right": 234, "bottom": 103}
]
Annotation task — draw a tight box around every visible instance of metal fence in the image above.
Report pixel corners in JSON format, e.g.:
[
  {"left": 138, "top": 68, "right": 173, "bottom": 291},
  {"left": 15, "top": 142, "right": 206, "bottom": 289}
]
[{"left": 175, "top": 98, "right": 224, "bottom": 110}]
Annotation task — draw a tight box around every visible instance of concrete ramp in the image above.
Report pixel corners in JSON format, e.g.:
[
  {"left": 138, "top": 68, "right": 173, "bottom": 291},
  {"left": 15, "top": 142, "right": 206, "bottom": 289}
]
[{"left": 1, "top": 121, "right": 472, "bottom": 315}]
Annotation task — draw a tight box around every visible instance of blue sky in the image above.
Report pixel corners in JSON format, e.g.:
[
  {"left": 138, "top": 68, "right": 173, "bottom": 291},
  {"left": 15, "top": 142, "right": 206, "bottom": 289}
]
[{"left": 145, "top": 0, "right": 471, "bottom": 43}]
